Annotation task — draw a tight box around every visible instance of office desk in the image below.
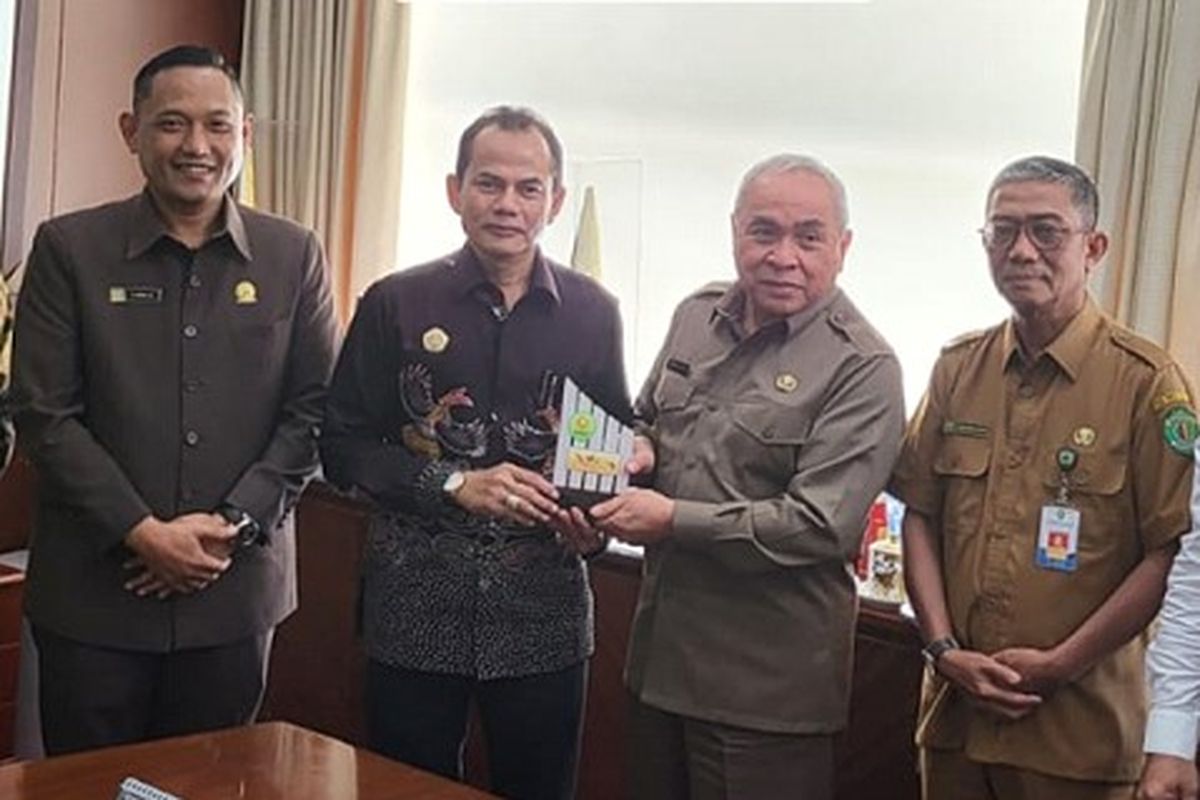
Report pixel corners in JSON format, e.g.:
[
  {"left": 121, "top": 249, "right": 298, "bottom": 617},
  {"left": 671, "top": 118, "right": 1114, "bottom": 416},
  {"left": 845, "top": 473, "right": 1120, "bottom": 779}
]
[{"left": 0, "top": 721, "right": 496, "bottom": 799}]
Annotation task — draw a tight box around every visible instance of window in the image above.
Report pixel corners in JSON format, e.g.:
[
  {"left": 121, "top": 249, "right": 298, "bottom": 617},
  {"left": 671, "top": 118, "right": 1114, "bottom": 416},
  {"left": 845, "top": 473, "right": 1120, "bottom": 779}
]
[{"left": 396, "top": 1, "right": 1088, "bottom": 406}]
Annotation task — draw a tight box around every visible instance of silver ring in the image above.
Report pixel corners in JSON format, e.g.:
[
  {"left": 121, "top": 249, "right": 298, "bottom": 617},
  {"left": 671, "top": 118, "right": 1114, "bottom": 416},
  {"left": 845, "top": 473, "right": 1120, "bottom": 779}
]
[{"left": 505, "top": 493, "right": 521, "bottom": 511}]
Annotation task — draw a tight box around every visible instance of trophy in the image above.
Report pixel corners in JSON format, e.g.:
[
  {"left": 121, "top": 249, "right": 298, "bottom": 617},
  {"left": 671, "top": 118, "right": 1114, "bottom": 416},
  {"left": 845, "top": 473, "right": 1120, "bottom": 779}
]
[{"left": 551, "top": 377, "right": 634, "bottom": 506}]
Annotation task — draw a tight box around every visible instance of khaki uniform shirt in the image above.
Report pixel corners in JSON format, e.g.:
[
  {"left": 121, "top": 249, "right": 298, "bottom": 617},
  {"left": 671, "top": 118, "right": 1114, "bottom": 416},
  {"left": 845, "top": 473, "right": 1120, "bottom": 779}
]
[
  {"left": 625, "top": 283, "right": 905, "bottom": 733},
  {"left": 890, "top": 298, "right": 1196, "bottom": 782}
]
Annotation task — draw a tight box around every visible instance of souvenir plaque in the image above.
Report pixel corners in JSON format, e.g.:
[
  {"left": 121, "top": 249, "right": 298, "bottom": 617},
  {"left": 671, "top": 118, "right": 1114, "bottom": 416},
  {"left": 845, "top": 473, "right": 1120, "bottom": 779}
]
[{"left": 551, "top": 377, "right": 634, "bottom": 506}]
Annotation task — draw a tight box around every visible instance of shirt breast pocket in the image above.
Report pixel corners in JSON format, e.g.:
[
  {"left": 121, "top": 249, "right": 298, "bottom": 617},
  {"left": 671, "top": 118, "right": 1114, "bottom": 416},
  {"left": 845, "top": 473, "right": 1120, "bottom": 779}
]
[
  {"left": 730, "top": 403, "right": 808, "bottom": 488},
  {"left": 230, "top": 314, "right": 290, "bottom": 375},
  {"left": 932, "top": 437, "right": 991, "bottom": 535},
  {"left": 653, "top": 370, "right": 694, "bottom": 412},
  {"left": 1041, "top": 454, "right": 1129, "bottom": 560}
]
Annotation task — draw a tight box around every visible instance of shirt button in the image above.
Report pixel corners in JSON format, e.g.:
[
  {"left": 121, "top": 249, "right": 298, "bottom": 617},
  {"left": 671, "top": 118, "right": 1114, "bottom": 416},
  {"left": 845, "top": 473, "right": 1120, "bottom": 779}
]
[
  {"left": 184, "top": 379, "right": 201, "bottom": 393},
  {"left": 1007, "top": 451, "right": 1022, "bottom": 468},
  {"left": 183, "top": 324, "right": 198, "bottom": 338},
  {"left": 1018, "top": 383, "right": 1035, "bottom": 398},
  {"left": 188, "top": 274, "right": 202, "bottom": 289},
  {"left": 184, "top": 430, "right": 200, "bottom": 446},
  {"left": 762, "top": 426, "right": 775, "bottom": 440}
]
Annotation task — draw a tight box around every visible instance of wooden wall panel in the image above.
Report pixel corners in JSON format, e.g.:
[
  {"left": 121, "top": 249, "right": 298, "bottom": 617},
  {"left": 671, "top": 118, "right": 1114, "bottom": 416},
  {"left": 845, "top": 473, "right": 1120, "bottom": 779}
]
[{"left": 261, "top": 485, "right": 923, "bottom": 800}]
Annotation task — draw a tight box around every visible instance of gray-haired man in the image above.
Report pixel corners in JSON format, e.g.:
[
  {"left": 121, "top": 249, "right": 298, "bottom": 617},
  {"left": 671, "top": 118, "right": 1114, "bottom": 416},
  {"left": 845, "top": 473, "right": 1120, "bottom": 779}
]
[{"left": 592, "top": 154, "right": 905, "bottom": 799}]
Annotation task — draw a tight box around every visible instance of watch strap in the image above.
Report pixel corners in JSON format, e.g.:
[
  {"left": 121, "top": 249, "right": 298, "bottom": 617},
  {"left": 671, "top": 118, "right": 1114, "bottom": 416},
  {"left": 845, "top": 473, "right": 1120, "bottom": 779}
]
[{"left": 922, "top": 635, "right": 961, "bottom": 666}]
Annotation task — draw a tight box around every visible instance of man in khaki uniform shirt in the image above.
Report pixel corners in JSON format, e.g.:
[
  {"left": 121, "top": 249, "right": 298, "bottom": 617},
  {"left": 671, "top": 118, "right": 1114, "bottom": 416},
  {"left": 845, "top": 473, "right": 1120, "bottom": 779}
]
[
  {"left": 591, "top": 154, "right": 905, "bottom": 800},
  {"left": 891, "top": 156, "right": 1197, "bottom": 799}
]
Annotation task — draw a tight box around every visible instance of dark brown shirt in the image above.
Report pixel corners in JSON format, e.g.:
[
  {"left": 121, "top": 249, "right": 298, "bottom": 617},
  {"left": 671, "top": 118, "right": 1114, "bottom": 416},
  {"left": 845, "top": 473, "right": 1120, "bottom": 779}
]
[
  {"left": 14, "top": 192, "right": 338, "bottom": 651},
  {"left": 321, "top": 246, "right": 630, "bottom": 678},
  {"left": 890, "top": 298, "right": 1195, "bottom": 781}
]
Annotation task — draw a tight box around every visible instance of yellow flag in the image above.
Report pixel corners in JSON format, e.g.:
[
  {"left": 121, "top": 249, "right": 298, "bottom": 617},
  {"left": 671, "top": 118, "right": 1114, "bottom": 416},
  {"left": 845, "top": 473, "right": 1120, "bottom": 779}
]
[
  {"left": 239, "top": 145, "right": 257, "bottom": 208},
  {"left": 570, "top": 186, "right": 602, "bottom": 281}
]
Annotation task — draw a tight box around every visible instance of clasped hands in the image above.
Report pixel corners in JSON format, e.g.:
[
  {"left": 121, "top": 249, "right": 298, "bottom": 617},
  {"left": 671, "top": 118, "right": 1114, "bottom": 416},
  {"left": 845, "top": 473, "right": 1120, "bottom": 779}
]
[
  {"left": 122, "top": 512, "right": 238, "bottom": 600},
  {"left": 453, "top": 436, "right": 674, "bottom": 555},
  {"left": 935, "top": 645, "right": 1072, "bottom": 721}
]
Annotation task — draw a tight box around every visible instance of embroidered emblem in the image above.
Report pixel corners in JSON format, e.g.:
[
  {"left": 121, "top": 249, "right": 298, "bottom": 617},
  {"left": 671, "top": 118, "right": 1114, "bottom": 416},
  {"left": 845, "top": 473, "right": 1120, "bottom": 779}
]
[{"left": 1162, "top": 405, "right": 1199, "bottom": 458}]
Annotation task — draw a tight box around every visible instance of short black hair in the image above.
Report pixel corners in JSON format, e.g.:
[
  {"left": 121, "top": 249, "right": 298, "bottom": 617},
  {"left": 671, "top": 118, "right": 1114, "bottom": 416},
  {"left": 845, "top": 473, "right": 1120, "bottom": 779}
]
[
  {"left": 132, "top": 45, "right": 242, "bottom": 112},
  {"left": 989, "top": 156, "right": 1099, "bottom": 229},
  {"left": 455, "top": 105, "right": 563, "bottom": 187}
]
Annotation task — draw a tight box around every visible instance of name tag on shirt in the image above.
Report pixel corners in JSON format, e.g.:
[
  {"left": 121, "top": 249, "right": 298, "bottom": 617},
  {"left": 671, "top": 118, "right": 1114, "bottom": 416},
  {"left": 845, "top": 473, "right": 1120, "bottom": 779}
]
[
  {"left": 109, "top": 286, "right": 163, "bottom": 305},
  {"left": 1036, "top": 505, "right": 1080, "bottom": 572}
]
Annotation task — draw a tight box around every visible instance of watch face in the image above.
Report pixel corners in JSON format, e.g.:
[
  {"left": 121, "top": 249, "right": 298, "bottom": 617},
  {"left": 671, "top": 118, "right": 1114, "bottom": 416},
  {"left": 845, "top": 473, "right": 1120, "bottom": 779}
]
[{"left": 442, "top": 471, "right": 465, "bottom": 494}]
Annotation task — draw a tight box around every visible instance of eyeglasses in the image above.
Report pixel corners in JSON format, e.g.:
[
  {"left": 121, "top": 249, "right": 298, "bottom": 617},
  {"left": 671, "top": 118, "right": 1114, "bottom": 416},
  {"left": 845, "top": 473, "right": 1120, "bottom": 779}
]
[{"left": 979, "top": 219, "right": 1089, "bottom": 253}]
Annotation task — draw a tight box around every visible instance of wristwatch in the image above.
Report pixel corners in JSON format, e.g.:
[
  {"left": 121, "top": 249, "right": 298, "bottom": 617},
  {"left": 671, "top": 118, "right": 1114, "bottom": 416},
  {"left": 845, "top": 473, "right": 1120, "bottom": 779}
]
[
  {"left": 442, "top": 470, "right": 466, "bottom": 497},
  {"left": 921, "top": 635, "right": 960, "bottom": 667},
  {"left": 218, "top": 504, "right": 264, "bottom": 548}
]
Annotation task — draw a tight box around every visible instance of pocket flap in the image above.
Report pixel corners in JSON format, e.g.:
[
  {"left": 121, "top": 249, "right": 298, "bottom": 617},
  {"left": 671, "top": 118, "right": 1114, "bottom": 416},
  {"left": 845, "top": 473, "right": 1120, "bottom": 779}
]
[
  {"left": 731, "top": 403, "right": 807, "bottom": 445},
  {"left": 933, "top": 438, "right": 990, "bottom": 477}
]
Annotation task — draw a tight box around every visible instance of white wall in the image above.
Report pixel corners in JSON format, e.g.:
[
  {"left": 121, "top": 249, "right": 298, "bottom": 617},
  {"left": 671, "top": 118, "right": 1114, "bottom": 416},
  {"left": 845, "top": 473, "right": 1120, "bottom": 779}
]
[{"left": 395, "top": 1, "right": 1088, "bottom": 406}]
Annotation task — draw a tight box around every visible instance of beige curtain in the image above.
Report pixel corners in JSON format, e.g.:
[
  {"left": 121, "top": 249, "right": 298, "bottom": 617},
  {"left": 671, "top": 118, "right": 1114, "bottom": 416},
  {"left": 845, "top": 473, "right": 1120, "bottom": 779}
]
[
  {"left": 1076, "top": 0, "right": 1200, "bottom": 382},
  {"left": 241, "top": 0, "right": 409, "bottom": 323}
]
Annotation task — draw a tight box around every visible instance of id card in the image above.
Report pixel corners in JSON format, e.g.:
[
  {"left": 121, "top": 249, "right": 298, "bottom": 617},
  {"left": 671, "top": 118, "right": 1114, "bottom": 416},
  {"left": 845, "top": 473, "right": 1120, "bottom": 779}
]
[{"left": 1036, "top": 505, "right": 1080, "bottom": 572}]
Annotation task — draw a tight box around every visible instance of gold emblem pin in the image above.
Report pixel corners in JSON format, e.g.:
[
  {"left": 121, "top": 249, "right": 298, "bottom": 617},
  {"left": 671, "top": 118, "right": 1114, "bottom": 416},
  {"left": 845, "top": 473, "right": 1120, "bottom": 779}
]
[
  {"left": 422, "top": 326, "right": 450, "bottom": 354},
  {"left": 1072, "top": 426, "right": 1097, "bottom": 448},
  {"left": 775, "top": 373, "right": 798, "bottom": 393},
  {"left": 234, "top": 280, "right": 258, "bottom": 305}
]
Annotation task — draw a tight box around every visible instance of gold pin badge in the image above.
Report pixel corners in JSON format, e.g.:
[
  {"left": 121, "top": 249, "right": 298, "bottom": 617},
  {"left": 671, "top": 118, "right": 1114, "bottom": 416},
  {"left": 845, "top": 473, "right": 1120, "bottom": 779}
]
[
  {"left": 234, "top": 280, "right": 258, "bottom": 305},
  {"left": 422, "top": 326, "right": 450, "bottom": 354},
  {"left": 775, "top": 373, "right": 798, "bottom": 393},
  {"left": 1072, "top": 426, "right": 1097, "bottom": 448}
]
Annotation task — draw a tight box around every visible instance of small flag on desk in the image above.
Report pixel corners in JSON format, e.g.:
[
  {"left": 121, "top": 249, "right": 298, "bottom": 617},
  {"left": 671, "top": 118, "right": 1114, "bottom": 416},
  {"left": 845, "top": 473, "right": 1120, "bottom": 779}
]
[{"left": 570, "top": 186, "right": 602, "bottom": 282}]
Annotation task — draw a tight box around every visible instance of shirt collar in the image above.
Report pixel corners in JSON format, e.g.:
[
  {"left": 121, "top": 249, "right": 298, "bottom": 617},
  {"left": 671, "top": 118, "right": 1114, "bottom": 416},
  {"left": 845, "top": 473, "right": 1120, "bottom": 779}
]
[
  {"left": 125, "top": 190, "right": 252, "bottom": 262},
  {"left": 1002, "top": 296, "right": 1103, "bottom": 382},
  {"left": 711, "top": 284, "right": 842, "bottom": 339},
  {"left": 452, "top": 244, "right": 562, "bottom": 306}
]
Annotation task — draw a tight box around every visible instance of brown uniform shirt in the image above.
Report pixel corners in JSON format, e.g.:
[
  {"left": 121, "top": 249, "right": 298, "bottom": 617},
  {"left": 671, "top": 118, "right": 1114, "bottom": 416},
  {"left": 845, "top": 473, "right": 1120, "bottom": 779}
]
[
  {"left": 626, "top": 283, "right": 905, "bottom": 733},
  {"left": 14, "top": 192, "right": 338, "bottom": 651},
  {"left": 890, "top": 298, "right": 1196, "bottom": 782}
]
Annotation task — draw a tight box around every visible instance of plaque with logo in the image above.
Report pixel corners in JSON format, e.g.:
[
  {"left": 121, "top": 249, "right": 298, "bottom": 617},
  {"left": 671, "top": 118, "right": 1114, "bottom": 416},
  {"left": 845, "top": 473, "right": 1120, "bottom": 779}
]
[{"left": 551, "top": 377, "right": 634, "bottom": 506}]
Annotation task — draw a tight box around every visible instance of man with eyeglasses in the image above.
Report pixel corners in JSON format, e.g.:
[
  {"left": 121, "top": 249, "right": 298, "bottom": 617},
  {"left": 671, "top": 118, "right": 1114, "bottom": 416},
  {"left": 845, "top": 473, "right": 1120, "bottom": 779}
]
[{"left": 891, "top": 155, "right": 1196, "bottom": 799}]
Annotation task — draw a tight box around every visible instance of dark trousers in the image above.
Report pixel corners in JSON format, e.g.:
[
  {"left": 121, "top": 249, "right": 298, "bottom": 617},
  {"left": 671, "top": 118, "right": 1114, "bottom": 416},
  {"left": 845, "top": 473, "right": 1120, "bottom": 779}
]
[
  {"left": 366, "top": 658, "right": 587, "bottom": 800},
  {"left": 33, "top": 624, "right": 273, "bottom": 756}
]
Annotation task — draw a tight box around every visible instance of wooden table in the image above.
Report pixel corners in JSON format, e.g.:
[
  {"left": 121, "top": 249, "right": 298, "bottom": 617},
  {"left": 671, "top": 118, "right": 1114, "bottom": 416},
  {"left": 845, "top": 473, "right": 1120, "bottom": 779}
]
[{"left": 0, "top": 721, "right": 496, "bottom": 799}]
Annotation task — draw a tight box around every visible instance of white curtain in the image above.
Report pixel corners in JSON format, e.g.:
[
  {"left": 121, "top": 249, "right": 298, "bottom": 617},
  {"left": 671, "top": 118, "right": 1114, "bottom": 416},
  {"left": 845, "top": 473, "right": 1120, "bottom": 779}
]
[
  {"left": 241, "top": 0, "right": 409, "bottom": 322},
  {"left": 1076, "top": 0, "right": 1200, "bottom": 382}
]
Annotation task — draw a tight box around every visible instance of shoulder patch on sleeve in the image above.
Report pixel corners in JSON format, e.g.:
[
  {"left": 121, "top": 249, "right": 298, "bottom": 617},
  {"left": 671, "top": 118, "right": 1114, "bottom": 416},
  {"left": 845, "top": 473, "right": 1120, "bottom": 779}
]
[
  {"left": 1152, "top": 390, "right": 1193, "bottom": 414},
  {"left": 1162, "top": 405, "right": 1199, "bottom": 458}
]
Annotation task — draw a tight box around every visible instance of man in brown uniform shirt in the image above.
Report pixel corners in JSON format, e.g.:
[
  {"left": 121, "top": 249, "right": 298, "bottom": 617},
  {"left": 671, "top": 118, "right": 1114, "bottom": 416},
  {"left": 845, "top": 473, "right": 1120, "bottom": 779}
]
[
  {"left": 891, "top": 156, "right": 1197, "bottom": 799},
  {"left": 12, "top": 46, "right": 337, "bottom": 754},
  {"left": 592, "top": 154, "right": 905, "bottom": 800}
]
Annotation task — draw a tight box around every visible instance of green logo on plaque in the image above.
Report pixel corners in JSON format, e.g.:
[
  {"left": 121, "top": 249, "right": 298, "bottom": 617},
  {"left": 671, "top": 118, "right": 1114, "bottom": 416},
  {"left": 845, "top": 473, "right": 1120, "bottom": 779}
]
[{"left": 569, "top": 412, "right": 597, "bottom": 442}]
